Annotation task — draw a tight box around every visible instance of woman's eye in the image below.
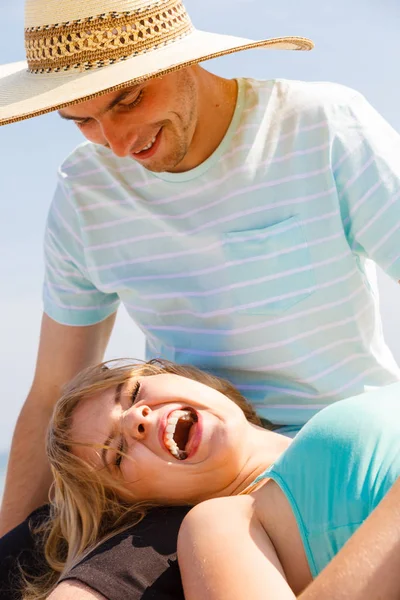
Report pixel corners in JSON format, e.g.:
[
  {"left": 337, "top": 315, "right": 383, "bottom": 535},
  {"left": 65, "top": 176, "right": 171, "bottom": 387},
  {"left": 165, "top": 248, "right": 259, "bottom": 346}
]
[
  {"left": 130, "top": 381, "right": 140, "bottom": 405},
  {"left": 114, "top": 381, "right": 140, "bottom": 468},
  {"left": 115, "top": 441, "right": 124, "bottom": 468}
]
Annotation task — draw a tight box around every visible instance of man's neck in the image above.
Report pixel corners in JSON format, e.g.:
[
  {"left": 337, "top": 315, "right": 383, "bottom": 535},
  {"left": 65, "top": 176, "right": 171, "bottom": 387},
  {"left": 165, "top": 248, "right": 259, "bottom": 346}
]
[{"left": 169, "top": 68, "right": 239, "bottom": 173}]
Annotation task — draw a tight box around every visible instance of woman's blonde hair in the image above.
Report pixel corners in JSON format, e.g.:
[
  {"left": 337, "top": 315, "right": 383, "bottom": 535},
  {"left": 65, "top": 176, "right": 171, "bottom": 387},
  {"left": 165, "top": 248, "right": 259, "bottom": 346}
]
[{"left": 23, "top": 358, "right": 261, "bottom": 600}]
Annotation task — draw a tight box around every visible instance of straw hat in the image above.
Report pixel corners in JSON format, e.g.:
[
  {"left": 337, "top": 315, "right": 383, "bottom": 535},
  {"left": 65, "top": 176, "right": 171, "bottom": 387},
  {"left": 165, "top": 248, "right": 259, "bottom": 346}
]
[{"left": 0, "top": 0, "right": 314, "bottom": 126}]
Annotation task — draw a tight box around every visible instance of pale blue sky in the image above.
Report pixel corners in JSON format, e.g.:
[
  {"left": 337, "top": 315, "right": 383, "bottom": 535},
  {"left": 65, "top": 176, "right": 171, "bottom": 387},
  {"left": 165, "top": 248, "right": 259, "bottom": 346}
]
[{"left": 0, "top": 0, "right": 400, "bottom": 451}]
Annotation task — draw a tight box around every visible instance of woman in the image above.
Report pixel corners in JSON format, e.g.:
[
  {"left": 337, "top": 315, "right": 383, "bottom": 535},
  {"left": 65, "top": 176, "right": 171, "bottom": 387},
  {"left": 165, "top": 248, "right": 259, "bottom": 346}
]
[{"left": 23, "top": 359, "right": 400, "bottom": 599}]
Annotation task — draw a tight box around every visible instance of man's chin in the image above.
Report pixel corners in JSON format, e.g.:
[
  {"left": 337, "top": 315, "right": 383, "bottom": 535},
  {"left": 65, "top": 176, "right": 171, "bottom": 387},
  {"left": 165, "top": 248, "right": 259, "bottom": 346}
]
[
  {"left": 140, "top": 161, "right": 170, "bottom": 173},
  {"left": 136, "top": 153, "right": 188, "bottom": 174}
]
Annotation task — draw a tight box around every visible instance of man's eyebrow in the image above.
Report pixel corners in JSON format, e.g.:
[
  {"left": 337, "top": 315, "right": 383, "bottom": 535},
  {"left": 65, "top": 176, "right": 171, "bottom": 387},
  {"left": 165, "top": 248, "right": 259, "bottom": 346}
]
[
  {"left": 101, "top": 382, "right": 124, "bottom": 470},
  {"left": 59, "top": 86, "right": 141, "bottom": 121},
  {"left": 58, "top": 111, "right": 83, "bottom": 122}
]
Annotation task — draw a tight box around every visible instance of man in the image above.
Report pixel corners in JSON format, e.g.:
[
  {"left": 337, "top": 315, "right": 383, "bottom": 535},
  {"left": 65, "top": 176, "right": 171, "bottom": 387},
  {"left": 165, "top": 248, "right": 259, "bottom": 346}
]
[{"left": 0, "top": 0, "right": 400, "bottom": 598}]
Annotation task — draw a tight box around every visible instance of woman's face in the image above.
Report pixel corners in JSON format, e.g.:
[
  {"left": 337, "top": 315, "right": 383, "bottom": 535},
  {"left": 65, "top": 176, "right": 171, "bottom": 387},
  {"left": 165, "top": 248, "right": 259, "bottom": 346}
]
[{"left": 70, "top": 373, "right": 252, "bottom": 504}]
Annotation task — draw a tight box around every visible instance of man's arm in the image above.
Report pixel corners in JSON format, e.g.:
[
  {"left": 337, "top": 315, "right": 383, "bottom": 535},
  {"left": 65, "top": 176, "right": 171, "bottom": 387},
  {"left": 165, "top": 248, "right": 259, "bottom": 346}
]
[{"left": 0, "top": 311, "right": 116, "bottom": 536}]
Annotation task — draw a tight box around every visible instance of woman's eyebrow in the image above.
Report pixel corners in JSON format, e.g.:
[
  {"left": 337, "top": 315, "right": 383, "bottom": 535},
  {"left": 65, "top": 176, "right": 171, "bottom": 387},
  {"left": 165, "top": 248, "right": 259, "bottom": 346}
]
[{"left": 101, "top": 382, "right": 124, "bottom": 469}]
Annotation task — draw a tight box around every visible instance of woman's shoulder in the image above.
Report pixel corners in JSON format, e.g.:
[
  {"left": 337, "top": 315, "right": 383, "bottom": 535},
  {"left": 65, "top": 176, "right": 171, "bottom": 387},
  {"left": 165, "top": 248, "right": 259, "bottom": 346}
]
[
  {"left": 182, "top": 495, "right": 254, "bottom": 523},
  {"left": 269, "top": 382, "right": 400, "bottom": 521},
  {"left": 299, "top": 381, "right": 400, "bottom": 450},
  {"left": 261, "top": 382, "right": 400, "bottom": 577}
]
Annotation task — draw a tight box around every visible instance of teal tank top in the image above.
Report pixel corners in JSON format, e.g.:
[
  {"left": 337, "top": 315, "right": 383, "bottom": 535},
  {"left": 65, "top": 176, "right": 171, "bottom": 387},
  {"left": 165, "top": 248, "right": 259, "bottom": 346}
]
[{"left": 254, "top": 382, "right": 400, "bottom": 577}]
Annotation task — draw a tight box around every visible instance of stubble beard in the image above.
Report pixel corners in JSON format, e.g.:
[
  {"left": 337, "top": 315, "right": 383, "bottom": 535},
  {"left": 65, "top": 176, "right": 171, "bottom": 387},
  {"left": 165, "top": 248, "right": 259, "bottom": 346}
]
[
  {"left": 145, "top": 75, "right": 198, "bottom": 173},
  {"left": 143, "top": 126, "right": 190, "bottom": 173}
]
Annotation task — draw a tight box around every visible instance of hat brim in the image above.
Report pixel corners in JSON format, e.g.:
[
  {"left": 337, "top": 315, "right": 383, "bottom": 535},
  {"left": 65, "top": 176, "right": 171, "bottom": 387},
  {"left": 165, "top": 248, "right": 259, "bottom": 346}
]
[{"left": 0, "top": 29, "right": 313, "bottom": 126}]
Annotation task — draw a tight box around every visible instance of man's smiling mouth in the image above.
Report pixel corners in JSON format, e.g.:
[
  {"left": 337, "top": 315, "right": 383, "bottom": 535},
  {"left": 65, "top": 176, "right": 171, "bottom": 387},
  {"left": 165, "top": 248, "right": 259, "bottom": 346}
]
[
  {"left": 134, "top": 135, "right": 157, "bottom": 154},
  {"left": 163, "top": 409, "right": 198, "bottom": 460}
]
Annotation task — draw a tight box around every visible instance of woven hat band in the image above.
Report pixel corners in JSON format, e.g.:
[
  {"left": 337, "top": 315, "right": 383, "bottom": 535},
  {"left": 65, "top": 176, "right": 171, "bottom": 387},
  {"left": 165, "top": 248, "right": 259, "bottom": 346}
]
[{"left": 25, "top": 0, "right": 193, "bottom": 74}]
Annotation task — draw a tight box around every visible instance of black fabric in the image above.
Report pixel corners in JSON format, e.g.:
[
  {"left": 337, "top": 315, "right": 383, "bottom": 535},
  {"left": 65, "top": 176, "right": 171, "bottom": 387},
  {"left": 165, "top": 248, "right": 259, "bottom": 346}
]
[
  {"left": 60, "top": 506, "right": 188, "bottom": 600},
  {"left": 0, "top": 505, "right": 189, "bottom": 600},
  {"left": 0, "top": 505, "right": 49, "bottom": 600}
]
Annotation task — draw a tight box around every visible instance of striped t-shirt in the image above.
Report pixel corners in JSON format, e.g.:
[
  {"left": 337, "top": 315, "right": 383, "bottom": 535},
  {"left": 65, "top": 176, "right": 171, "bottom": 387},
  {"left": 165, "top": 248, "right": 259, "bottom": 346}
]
[{"left": 43, "top": 77, "right": 400, "bottom": 426}]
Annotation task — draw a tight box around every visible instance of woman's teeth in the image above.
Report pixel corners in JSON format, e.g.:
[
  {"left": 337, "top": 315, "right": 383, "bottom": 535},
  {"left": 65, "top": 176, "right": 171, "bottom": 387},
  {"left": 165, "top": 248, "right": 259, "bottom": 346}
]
[
  {"left": 135, "top": 136, "right": 157, "bottom": 154},
  {"left": 164, "top": 409, "right": 195, "bottom": 460}
]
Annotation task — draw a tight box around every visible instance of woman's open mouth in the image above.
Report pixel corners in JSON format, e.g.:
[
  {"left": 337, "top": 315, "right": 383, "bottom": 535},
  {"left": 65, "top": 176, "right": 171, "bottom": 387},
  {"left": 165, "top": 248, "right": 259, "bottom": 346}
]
[{"left": 163, "top": 409, "right": 198, "bottom": 460}]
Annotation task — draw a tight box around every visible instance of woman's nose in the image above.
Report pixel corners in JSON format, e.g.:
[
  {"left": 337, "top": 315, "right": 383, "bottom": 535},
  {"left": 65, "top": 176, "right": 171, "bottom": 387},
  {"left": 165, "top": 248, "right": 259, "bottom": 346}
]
[{"left": 122, "top": 405, "right": 151, "bottom": 440}]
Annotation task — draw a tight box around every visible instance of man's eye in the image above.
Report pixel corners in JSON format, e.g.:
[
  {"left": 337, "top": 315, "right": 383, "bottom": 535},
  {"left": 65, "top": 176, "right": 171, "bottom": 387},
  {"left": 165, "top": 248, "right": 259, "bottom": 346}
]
[
  {"left": 76, "top": 119, "right": 91, "bottom": 127},
  {"left": 121, "top": 90, "right": 144, "bottom": 109}
]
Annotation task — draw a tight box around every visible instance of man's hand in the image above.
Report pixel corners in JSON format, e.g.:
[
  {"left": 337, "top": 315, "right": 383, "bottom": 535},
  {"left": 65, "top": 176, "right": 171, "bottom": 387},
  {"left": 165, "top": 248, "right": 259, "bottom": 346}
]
[{"left": 0, "top": 311, "right": 116, "bottom": 536}]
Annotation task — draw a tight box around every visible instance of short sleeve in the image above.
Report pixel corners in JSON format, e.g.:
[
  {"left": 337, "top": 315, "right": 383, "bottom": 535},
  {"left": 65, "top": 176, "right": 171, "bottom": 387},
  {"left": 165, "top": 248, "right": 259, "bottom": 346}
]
[
  {"left": 59, "top": 507, "right": 188, "bottom": 600},
  {"left": 332, "top": 92, "right": 400, "bottom": 280},
  {"left": 43, "top": 178, "right": 120, "bottom": 326}
]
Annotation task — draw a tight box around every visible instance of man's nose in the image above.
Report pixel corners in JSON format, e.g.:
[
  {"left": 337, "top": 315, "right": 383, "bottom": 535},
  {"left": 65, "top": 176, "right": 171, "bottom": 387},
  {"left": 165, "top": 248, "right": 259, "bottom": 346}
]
[
  {"left": 99, "top": 117, "right": 138, "bottom": 158},
  {"left": 122, "top": 405, "right": 152, "bottom": 441}
]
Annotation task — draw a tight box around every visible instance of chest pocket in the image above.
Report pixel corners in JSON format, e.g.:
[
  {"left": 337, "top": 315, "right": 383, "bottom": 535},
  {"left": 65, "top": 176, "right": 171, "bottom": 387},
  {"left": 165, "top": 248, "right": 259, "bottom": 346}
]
[{"left": 223, "top": 216, "right": 315, "bottom": 315}]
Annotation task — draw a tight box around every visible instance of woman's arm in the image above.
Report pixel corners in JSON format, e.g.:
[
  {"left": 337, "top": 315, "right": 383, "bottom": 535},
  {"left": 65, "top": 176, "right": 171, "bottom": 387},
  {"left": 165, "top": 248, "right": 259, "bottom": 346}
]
[
  {"left": 48, "top": 581, "right": 106, "bottom": 599},
  {"left": 178, "top": 495, "right": 296, "bottom": 600},
  {"left": 299, "top": 476, "right": 400, "bottom": 600},
  {"left": 179, "top": 479, "right": 400, "bottom": 600}
]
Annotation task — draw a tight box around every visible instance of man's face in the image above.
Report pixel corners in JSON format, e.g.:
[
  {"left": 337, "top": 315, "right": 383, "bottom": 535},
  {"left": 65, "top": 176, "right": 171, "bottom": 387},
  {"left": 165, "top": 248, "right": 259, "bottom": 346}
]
[{"left": 58, "top": 68, "right": 198, "bottom": 173}]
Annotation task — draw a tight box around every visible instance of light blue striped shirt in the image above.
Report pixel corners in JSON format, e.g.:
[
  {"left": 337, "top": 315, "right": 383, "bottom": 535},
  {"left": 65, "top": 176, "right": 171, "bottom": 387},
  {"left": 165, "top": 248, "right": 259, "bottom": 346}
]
[{"left": 43, "top": 77, "right": 400, "bottom": 425}]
